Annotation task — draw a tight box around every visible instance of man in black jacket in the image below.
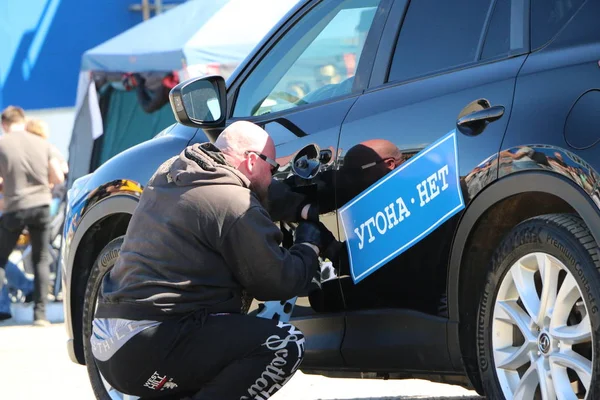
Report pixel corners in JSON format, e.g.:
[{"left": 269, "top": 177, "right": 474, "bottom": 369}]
[{"left": 92, "top": 121, "right": 331, "bottom": 400}]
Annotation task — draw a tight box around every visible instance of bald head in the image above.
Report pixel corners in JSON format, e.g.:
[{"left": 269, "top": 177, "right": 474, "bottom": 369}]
[
  {"left": 344, "top": 139, "right": 402, "bottom": 170},
  {"left": 214, "top": 121, "right": 274, "bottom": 167},
  {"left": 214, "top": 121, "right": 275, "bottom": 206},
  {"left": 361, "top": 139, "right": 402, "bottom": 161}
]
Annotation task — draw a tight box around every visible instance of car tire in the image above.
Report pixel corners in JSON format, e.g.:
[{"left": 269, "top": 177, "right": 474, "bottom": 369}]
[
  {"left": 477, "top": 214, "right": 600, "bottom": 399},
  {"left": 82, "top": 236, "right": 130, "bottom": 400}
]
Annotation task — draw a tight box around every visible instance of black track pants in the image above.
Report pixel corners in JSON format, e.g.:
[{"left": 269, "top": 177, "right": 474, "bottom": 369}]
[
  {"left": 0, "top": 205, "right": 51, "bottom": 320},
  {"left": 95, "top": 312, "right": 305, "bottom": 400}
]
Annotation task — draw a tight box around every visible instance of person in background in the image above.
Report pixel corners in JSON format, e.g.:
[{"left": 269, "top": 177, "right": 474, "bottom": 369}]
[
  {"left": 0, "top": 106, "right": 65, "bottom": 325},
  {"left": 26, "top": 118, "right": 69, "bottom": 175},
  {"left": 0, "top": 108, "right": 34, "bottom": 320},
  {"left": 24, "top": 118, "right": 49, "bottom": 139},
  {"left": 26, "top": 118, "right": 69, "bottom": 216}
]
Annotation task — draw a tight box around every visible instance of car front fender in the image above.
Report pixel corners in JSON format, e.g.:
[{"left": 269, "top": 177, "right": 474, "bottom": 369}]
[
  {"left": 446, "top": 169, "right": 600, "bottom": 387},
  {"left": 62, "top": 188, "right": 139, "bottom": 364}
]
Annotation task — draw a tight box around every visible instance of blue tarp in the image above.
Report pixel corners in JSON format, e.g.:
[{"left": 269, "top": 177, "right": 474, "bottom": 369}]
[{"left": 81, "top": 0, "right": 301, "bottom": 73}]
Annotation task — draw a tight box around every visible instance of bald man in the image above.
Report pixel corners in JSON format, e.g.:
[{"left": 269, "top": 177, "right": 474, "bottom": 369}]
[{"left": 91, "top": 121, "right": 329, "bottom": 400}]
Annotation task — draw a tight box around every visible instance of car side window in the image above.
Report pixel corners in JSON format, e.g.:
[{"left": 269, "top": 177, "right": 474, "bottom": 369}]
[
  {"left": 233, "top": 0, "right": 382, "bottom": 118},
  {"left": 481, "top": 0, "right": 511, "bottom": 60},
  {"left": 388, "top": 0, "right": 493, "bottom": 83},
  {"left": 531, "top": 0, "right": 584, "bottom": 50}
]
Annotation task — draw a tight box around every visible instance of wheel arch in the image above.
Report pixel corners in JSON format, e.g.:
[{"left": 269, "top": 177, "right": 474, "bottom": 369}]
[
  {"left": 447, "top": 170, "right": 600, "bottom": 391},
  {"left": 65, "top": 195, "right": 136, "bottom": 364}
]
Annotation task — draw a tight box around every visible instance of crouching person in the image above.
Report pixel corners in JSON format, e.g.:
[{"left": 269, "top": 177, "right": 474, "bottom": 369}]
[{"left": 91, "top": 121, "right": 331, "bottom": 400}]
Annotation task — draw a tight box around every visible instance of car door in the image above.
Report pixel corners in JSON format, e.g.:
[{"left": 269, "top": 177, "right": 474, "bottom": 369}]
[
  {"left": 201, "top": 0, "right": 393, "bottom": 369},
  {"left": 334, "top": 0, "right": 529, "bottom": 372}
]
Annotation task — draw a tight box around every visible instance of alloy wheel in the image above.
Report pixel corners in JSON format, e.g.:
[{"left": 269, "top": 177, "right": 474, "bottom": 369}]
[{"left": 492, "top": 252, "right": 593, "bottom": 399}]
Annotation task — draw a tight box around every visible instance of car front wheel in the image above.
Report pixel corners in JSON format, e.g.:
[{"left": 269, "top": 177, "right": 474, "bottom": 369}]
[{"left": 477, "top": 214, "right": 600, "bottom": 399}]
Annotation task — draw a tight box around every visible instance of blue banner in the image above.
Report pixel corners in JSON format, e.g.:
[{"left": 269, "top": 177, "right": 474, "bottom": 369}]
[{"left": 339, "top": 130, "right": 465, "bottom": 283}]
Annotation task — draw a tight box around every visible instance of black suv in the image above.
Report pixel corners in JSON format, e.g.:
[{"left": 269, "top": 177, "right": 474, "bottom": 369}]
[{"left": 62, "top": 0, "right": 600, "bottom": 399}]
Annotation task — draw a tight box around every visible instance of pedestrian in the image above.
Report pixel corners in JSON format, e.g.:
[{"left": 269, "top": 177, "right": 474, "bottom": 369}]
[
  {"left": 25, "top": 118, "right": 49, "bottom": 139},
  {"left": 0, "top": 126, "right": 34, "bottom": 320},
  {"left": 0, "top": 106, "right": 65, "bottom": 325},
  {"left": 26, "top": 118, "right": 69, "bottom": 216},
  {"left": 26, "top": 118, "right": 69, "bottom": 174},
  {"left": 91, "top": 121, "right": 333, "bottom": 399}
]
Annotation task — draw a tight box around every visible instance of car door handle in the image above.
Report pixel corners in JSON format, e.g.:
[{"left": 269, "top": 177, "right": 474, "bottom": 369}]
[{"left": 457, "top": 105, "right": 505, "bottom": 136}]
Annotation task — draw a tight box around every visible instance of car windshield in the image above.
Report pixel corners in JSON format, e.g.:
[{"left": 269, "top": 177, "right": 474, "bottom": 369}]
[{"left": 233, "top": 0, "right": 380, "bottom": 117}]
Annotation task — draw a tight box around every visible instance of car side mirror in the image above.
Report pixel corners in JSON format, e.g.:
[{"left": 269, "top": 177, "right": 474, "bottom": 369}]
[
  {"left": 169, "top": 75, "right": 227, "bottom": 128},
  {"left": 292, "top": 144, "right": 322, "bottom": 180}
]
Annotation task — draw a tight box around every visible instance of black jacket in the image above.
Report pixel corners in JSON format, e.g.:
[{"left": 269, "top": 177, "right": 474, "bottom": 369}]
[{"left": 96, "top": 143, "right": 318, "bottom": 321}]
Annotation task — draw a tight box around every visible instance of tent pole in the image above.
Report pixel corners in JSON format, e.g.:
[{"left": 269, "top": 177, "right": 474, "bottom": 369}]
[{"left": 141, "top": 0, "right": 150, "bottom": 20}]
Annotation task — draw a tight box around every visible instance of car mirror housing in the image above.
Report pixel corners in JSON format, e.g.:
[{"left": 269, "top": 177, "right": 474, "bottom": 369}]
[
  {"left": 169, "top": 75, "right": 227, "bottom": 128},
  {"left": 292, "top": 143, "right": 322, "bottom": 180}
]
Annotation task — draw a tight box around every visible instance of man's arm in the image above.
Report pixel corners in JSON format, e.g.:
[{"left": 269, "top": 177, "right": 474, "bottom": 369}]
[
  {"left": 267, "top": 179, "right": 308, "bottom": 222},
  {"left": 220, "top": 206, "right": 319, "bottom": 301},
  {"left": 268, "top": 170, "right": 336, "bottom": 222},
  {"left": 48, "top": 157, "right": 65, "bottom": 186}
]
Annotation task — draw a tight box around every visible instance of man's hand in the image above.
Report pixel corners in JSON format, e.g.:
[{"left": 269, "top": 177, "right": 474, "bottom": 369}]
[
  {"left": 294, "top": 222, "right": 322, "bottom": 253},
  {"left": 300, "top": 203, "right": 319, "bottom": 222},
  {"left": 316, "top": 222, "right": 336, "bottom": 256},
  {"left": 295, "top": 221, "right": 339, "bottom": 258}
]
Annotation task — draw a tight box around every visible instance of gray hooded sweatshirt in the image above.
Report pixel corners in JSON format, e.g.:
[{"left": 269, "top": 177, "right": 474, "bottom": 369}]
[{"left": 95, "top": 143, "right": 318, "bottom": 321}]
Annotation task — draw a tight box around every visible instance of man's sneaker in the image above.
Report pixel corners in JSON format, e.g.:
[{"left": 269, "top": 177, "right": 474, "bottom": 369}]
[
  {"left": 24, "top": 292, "right": 33, "bottom": 303},
  {"left": 24, "top": 292, "right": 55, "bottom": 303},
  {"left": 33, "top": 319, "right": 51, "bottom": 327},
  {"left": 0, "top": 312, "right": 11, "bottom": 321}
]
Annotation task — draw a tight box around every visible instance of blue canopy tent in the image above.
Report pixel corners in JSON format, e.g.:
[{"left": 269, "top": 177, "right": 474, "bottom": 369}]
[
  {"left": 68, "top": 0, "right": 300, "bottom": 185},
  {"left": 81, "top": 0, "right": 229, "bottom": 73}
]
